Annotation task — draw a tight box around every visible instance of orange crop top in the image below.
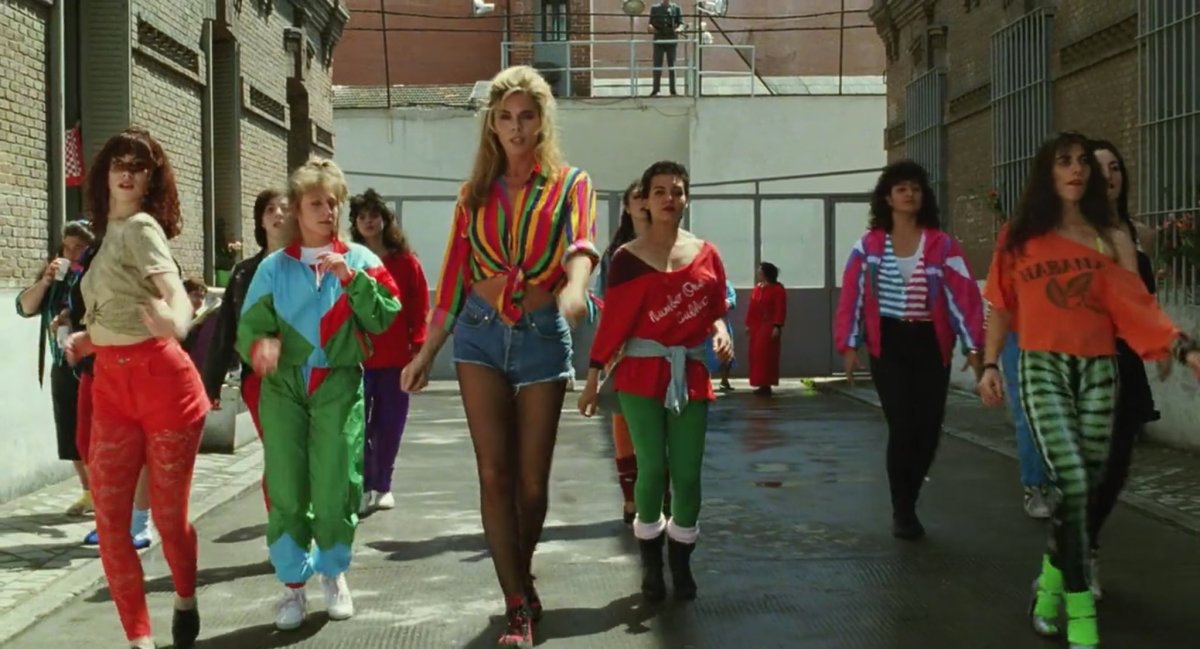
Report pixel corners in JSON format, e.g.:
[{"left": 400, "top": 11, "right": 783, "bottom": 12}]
[
  {"left": 430, "top": 164, "right": 597, "bottom": 331},
  {"left": 983, "top": 228, "right": 1177, "bottom": 359}
]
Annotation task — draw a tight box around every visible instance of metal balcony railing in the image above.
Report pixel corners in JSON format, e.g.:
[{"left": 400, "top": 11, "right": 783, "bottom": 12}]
[{"left": 499, "top": 37, "right": 759, "bottom": 98}]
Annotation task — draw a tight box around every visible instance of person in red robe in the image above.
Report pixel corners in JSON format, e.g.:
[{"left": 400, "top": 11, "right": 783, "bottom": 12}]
[{"left": 746, "top": 262, "right": 786, "bottom": 395}]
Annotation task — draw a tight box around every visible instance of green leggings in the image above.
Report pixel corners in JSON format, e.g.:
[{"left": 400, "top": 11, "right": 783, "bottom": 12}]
[
  {"left": 617, "top": 393, "right": 708, "bottom": 530},
  {"left": 1019, "top": 350, "right": 1116, "bottom": 592}
]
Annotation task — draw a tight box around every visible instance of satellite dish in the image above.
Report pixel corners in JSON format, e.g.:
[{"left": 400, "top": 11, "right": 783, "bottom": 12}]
[
  {"left": 622, "top": 1, "right": 646, "bottom": 16},
  {"left": 473, "top": 0, "right": 495, "bottom": 16}
]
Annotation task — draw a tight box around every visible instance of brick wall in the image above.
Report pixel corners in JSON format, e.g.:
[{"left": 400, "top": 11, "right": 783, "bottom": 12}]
[
  {"left": 240, "top": 117, "right": 290, "bottom": 255},
  {"left": 336, "top": 0, "right": 502, "bottom": 86},
  {"left": 0, "top": 0, "right": 49, "bottom": 289},
  {"left": 508, "top": 0, "right": 592, "bottom": 97},
  {"left": 233, "top": 6, "right": 294, "bottom": 256},
  {"left": 0, "top": 0, "right": 344, "bottom": 284},
  {"left": 873, "top": 0, "right": 1140, "bottom": 273},
  {"left": 131, "top": 57, "right": 206, "bottom": 276},
  {"left": 132, "top": 0, "right": 208, "bottom": 277}
]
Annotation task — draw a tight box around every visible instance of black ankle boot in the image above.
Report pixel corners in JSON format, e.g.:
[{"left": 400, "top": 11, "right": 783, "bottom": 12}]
[
  {"left": 172, "top": 607, "right": 200, "bottom": 648},
  {"left": 667, "top": 538, "right": 697, "bottom": 600},
  {"left": 638, "top": 535, "right": 666, "bottom": 601}
]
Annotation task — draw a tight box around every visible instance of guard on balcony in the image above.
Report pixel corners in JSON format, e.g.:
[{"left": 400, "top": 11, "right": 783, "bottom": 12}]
[{"left": 648, "top": 0, "right": 684, "bottom": 96}]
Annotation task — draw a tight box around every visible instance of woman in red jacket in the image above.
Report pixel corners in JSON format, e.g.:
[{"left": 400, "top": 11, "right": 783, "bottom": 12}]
[
  {"left": 350, "top": 188, "right": 429, "bottom": 513},
  {"left": 746, "top": 262, "right": 786, "bottom": 395}
]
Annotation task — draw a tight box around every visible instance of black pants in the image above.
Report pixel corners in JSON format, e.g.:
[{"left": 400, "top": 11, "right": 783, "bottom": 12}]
[
  {"left": 652, "top": 42, "right": 677, "bottom": 93},
  {"left": 869, "top": 318, "right": 951, "bottom": 518},
  {"left": 1087, "top": 339, "right": 1152, "bottom": 548},
  {"left": 50, "top": 363, "right": 82, "bottom": 461}
]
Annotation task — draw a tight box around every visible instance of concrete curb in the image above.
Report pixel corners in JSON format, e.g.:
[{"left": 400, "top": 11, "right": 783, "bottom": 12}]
[
  {"left": 819, "top": 382, "right": 1200, "bottom": 537},
  {"left": 0, "top": 444, "right": 265, "bottom": 646}
]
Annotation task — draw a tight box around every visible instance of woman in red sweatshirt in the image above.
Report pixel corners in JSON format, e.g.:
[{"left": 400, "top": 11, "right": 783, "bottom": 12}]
[
  {"left": 350, "top": 188, "right": 429, "bottom": 513},
  {"left": 579, "top": 160, "right": 733, "bottom": 602}
]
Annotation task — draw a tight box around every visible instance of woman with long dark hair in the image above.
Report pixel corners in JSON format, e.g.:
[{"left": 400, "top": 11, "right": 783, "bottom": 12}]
[
  {"left": 579, "top": 160, "right": 732, "bottom": 602},
  {"left": 66, "top": 127, "right": 209, "bottom": 649},
  {"left": 399, "top": 65, "right": 598, "bottom": 648},
  {"left": 350, "top": 188, "right": 429, "bottom": 514},
  {"left": 1083, "top": 139, "right": 1159, "bottom": 599},
  {"left": 746, "top": 261, "right": 785, "bottom": 395},
  {"left": 977, "top": 132, "right": 1200, "bottom": 648},
  {"left": 202, "top": 187, "right": 288, "bottom": 508},
  {"left": 834, "top": 160, "right": 985, "bottom": 540}
]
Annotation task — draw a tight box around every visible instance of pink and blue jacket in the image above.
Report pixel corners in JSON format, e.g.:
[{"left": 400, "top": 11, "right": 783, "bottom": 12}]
[{"left": 834, "top": 227, "right": 984, "bottom": 366}]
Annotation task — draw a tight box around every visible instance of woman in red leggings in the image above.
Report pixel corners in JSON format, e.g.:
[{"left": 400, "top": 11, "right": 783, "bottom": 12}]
[{"left": 66, "top": 127, "right": 210, "bottom": 649}]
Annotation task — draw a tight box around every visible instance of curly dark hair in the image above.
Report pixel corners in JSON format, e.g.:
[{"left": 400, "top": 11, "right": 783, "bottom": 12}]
[
  {"left": 868, "top": 160, "right": 940, "bottom": 231},
  {"left": 639, "top": 160, "right": 691, "bottom": 209},
  {"left": 252, "top": 188, "right": 285, "bottom": 249},
  {"left": 349, "top": 188, "right": 410, "bottom": 255},
  {"left": 1005, "top": 132, "right": 1112, "bottom": 255},
  {"left": 604, "top": 179, "right": 643, "bottom": 259},
  {"left": 84, "top": 127, "right": 181, "bottom": 239}
]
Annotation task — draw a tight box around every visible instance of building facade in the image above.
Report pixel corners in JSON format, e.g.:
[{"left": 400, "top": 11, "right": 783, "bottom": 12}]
[
  {"left": 334, "top": 0, "right": 884, "bottom": 99},
  {"left": 871, "top": 0, "right": 1200, "bottom": 447},
  {"left": 870, "top": 0, "right": 1197, "bottom": 274},
  {"left": 0, "top": 0, "right": 348, "bottom": 292},
  {"left": 0, "top": 0, "right": 347, "bottom": 502}
]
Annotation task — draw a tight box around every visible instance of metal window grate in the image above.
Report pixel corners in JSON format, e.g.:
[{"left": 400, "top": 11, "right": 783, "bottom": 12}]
[
  {"left": 905, "top": 69, "right": 947, "bottom": 228},
  {"left": 1138, "top": 1, "right": 1200, "bottom": 304},
  {"left": 990, "top": 9, "right": 1055, "bottom": 225}
]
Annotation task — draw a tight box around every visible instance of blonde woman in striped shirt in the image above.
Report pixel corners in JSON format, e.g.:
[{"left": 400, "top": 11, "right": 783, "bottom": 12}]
[{"left": 834, "top": 160, "right": 986, "bottom": 540}]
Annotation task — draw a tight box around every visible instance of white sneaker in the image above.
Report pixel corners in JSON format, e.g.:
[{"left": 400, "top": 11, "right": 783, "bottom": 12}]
[
  {"left": 321, "top": 573, "right": 354, "bottom": 620},
  {"left": 1023, "top": 488, "right": 1051, "bottom": 519},
  {"left": 375, "top": 491, "right": 395, "bottom": 510},
  {"left": 359, "top": 491, "right": 375, "bottom": 515},
  {"left": 275, "top": 586, "right": 308, "bottom": 631}
]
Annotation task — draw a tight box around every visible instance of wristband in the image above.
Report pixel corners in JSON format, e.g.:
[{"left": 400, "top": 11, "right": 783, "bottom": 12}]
[{"left": 983, "top": 363, "right": 1000, "bottom": 373}]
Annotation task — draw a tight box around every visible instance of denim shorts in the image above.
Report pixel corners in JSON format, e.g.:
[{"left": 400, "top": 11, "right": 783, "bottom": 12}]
[{"left": 452, "top": 292, "right": 574, "bottom": 387}]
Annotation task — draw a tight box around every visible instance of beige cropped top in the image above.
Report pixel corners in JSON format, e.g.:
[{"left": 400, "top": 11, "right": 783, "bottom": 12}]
[{"left": 80, "top": 213, "right": 176, "bottom": 339}]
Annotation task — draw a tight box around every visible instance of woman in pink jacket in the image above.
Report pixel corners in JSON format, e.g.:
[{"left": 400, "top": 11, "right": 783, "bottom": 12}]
[{"left": 834, "top": 160, "right": 985, "bottom": 540}]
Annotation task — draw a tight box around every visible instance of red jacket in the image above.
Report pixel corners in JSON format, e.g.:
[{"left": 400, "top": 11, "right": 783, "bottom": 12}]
[{"left": 365, "top": 251, "right": 429, "bottom": 369}]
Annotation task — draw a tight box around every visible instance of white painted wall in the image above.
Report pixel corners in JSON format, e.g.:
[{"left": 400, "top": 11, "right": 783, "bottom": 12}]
[
  {"left": 334, "top": 95, "right": 886, "bottom": 383},
  {"left": 0, "top": 290, "right": 73, "bottom": 503}
]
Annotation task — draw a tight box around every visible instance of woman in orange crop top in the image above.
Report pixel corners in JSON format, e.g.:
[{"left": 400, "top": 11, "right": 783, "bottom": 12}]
[
  {"left": 977, "top": 132, "right": 1200, "bottom": 649},
  {"left": 578, "top": 160, "right": 734, "bottom": 604},
  {"left": 398, "top": 65, "right": 598, "bottom": 648},
  {"left": 66, "top": 128, "right": 210, "bottom": 649}
]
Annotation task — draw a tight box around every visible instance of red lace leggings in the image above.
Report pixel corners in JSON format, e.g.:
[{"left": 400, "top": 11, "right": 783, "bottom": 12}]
[{"left": 89, "top": 338, "right": 209, "bottom": 640}]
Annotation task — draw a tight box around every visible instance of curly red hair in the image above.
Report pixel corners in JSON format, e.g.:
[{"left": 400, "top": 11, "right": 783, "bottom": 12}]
[{"left": 84, "top": 127, "right": 182, "bottom": 239}]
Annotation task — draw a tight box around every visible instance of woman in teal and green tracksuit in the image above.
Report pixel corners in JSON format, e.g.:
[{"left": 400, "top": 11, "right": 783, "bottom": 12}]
[{"left": 237, "top": 157, "right": 401, "bottom": 631}]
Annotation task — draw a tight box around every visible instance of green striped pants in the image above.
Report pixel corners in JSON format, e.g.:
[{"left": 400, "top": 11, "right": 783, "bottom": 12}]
[{"left": 1018, "top": 350, "right": 1117, "bottom": 592}]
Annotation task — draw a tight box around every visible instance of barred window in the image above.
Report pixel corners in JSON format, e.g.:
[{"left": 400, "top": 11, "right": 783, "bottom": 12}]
[
  {"left": 904, "top": 70, "right": 947, "bottom": 228},
  {"left": 1139, "top": 2, "right": 1200, "bottom": 303},
  {"left": 990, "top": 9, "right": 1055, "bottom": 222}
]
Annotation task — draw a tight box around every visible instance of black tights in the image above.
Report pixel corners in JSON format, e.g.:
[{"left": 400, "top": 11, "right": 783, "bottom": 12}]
[
  {"left": 457, "top": 363, "right": 566, "bottom": 598},
  {"left": 869, "top": 318, "right": 951, "bottom": 518}
]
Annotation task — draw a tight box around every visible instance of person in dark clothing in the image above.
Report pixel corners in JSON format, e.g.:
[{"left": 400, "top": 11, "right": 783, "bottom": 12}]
[
  {"left": 1084, "top": 139, "right": 1159, "bottom": 600},
  {"left": 16, "top": 220, "right": 96, "bottom": 515},
  {"left": 647, "top": 0, "right": 684, "bottom": 96},
  {"left": 202, "top": 188, "right": 288, "bottom": 510}
]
